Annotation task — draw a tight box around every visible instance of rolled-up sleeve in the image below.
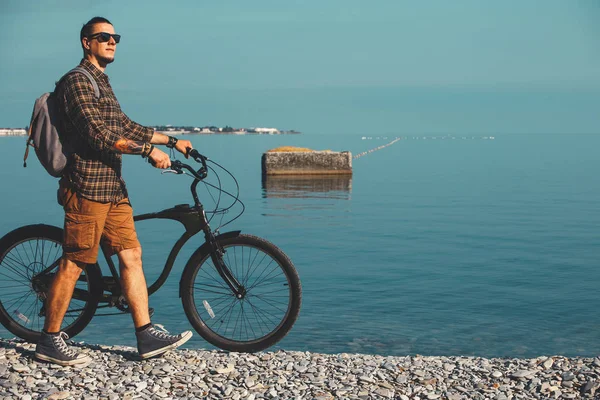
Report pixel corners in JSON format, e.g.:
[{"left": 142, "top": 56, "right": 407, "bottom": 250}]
[
  {"left": 121, "top": 112, "right": 154, "bottom": 142},
  {"left": 62, "top": 74, "right": 122, "bottom": 152}
]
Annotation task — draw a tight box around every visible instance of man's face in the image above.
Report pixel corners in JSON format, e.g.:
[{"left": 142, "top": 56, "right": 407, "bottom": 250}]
[{"left": 84, "top": 22, "right": 118, "bottom": 65}]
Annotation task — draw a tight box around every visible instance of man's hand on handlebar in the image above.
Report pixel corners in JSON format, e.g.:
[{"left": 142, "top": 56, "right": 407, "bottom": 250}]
[
  {"left": 148, "top": 147, "right": 171, "bottom": 169},
  {"left": 174, "top": 139, "right": 193, "bottom": 158},
  {"left": 168, "top": 149, "right": 208, "bottom": 180}
]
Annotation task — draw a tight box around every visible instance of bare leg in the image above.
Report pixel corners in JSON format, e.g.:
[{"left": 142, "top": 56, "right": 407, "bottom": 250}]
[
  {"left": 44, "top": 258, "right": 85, "bottom": 333},
  {"left": 118, "top": 247, "right": 151, "bottom": 328}
]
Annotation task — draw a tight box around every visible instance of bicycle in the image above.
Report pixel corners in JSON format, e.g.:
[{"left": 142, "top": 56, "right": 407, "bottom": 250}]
[{"left": 0, "top": 149, "right": 302, "bottom": 353}]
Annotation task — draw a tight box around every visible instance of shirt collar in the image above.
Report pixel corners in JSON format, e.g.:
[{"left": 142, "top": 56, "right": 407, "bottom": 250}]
[{"left": 79, "top": 58, "right": 109, "bottom": 83}]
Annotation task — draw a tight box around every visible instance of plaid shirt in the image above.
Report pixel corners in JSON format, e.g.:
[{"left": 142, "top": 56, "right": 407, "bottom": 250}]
[{"left": 57, "top": 59, "right": 154, "bottom": 203}]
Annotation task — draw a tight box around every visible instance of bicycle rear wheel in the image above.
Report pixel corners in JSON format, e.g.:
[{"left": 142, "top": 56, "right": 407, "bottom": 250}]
[
  {"left": 0, "top": 224, "right": 101, "bottom": 343},
  {"left": 181, "top": 234, "right": 301, "bottom": 352}
]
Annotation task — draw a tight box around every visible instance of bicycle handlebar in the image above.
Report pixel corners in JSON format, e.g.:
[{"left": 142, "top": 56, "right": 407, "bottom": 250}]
[
  {"left": 170, "top": 148, "right": 208, "bottom": 180},
  {"left": 167, "top": 148, "right": 243, "bottom": 223}
]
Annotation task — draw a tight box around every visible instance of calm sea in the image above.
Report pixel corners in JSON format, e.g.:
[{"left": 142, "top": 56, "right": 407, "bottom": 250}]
[{"left": 1, "top": 133, "right": 599, "bottom": 358}]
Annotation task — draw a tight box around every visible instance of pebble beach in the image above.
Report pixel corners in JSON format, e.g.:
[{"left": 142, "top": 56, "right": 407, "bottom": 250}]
[{"left": 1, "top": 339, "right": 599, "bottom": 399}]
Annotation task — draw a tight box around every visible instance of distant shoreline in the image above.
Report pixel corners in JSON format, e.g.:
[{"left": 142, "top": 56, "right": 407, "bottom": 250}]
[
  {"left": 152, "top": 125, "right": 301, "bottom": 136},
  {"left": 155, "top": 130, "right": 302, "bottom": 136},
  {"left": 0, "top": 128, "right": 27, "bottom": 136},
  {"left": 0, "top": 129, "right": 302, "bottom": 137}
]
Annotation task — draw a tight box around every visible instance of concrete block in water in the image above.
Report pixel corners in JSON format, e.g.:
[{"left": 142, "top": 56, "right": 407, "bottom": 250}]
[{"left": 262, "top": 151, "right": 352, "bottom": 175}]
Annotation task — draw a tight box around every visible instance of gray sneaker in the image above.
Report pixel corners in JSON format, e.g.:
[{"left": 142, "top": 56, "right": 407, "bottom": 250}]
[
  {"left": 35, "top": 331, "right": 91, "bottom": 366},
  {"left": 136, "top": 324, "right": 192, "bottom": 359}
]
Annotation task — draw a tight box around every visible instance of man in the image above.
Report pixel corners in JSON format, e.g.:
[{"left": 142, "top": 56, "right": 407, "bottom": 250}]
[{"left": 35, "top": 17, "right": 193, "bottom": 366}]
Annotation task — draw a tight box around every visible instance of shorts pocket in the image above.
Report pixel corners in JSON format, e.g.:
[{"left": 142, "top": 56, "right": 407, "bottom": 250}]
[{"left": 64, "top": 217, "right": 96, "bottom": 251}]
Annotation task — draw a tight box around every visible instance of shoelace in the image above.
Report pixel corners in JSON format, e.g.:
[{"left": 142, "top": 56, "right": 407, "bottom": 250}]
[
  {"left": 150, "top": 324, "right": 177, "bottom": 340},
  {"left": 53, "top": 332, "right": 77, "bottom": 358}
]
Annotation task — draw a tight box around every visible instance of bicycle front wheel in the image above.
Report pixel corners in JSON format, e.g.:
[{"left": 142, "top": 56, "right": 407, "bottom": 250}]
[
  {"left": 0, "top": 224, "right": 102, "bottom": 343},
  {"left": 181, "top": 234, "right": 302, "bottom": 352}
]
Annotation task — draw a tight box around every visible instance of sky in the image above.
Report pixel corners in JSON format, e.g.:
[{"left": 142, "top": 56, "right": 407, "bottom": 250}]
[{"left": 1, "top": 0, "right": 600, "bottom": 134}]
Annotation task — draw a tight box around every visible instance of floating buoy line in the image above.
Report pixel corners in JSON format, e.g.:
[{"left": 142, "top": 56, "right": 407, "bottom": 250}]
[
  {"left": 353, "top": 137, "right": 401, "bottom": 159},
  {"left": 353, "top": 135, "right": 496, "bottom": 160}
]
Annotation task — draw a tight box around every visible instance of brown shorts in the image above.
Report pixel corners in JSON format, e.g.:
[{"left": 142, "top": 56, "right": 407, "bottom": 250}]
[{"left": 59, "top": 180, "right": 141, "bottom": 264}]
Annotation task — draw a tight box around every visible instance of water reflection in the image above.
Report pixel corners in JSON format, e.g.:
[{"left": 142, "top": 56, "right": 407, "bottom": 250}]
[{"left": 261, "top": 174, "right": 352, "bottom": 200}]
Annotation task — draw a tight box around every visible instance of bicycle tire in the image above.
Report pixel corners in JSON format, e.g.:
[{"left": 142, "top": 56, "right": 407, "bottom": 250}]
[
  {"left": 0, "top": 224, "right": 102, "bottom": 343},
  {"left": 181, "top": 234, "right": 301, "bottom": 352}
]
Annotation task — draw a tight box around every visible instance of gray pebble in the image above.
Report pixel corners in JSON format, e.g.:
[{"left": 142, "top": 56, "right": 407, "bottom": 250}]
[
  {"left": 511, "top": 370, "right": 536, "bottom": 379},
  {"left": 580, "top": 380, "right": 596, "bottom": 394},
  {"left": 561, "top": 371, "right": 575, "bottom": 381}
]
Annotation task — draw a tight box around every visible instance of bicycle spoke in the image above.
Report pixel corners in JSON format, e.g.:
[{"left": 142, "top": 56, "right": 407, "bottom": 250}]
[
  {"left": 239, "top": 246, "right": 243, "bottom": 284},
  {"left": 197, "top": 267, "right": 230, "bottom": 292},
  {"left": 251, "top": 287, "right": 290, "bottom": 297},
  {"left": 243, "top": 302, "right": 257, "bottom": 341},
  {"left": 0, "top": 282, "right": 32, "bottom": 290},
  {"left": 1, "top": 254, "right": 33, "bottom": 282},
  {"left": 27, "top": 241, "right": 36, "bottom": 265},
  {"left": 209, "top": 297, "right": 239, "bottom": 321},
  {"left": 244, "top": 299, "right": 279, "bottom": 334},
  {"left": 1, "top": 289, "right": 35, "bottom": 297},
  {"left": 192, "top": 286, "right": 233, "bottom": 296},
  {"left": 208, "top": 297, "right": 237, "bottom": 325},
  {"left": 233, "top": 247, "right": 239, "bottom": 285},
  {"left": 20, "top": 296, "right": 40, "bottom": 328},
  {"left": 15, "top": 244, "right": 31, "bottom": 269},
  {"left": 0, "top": 270, "right": 30, "bottom": 286},
  {"left": 232, "top": 302, "right": 244, "bottom": 340},
  {"left": 252, "top": 294, "right": 289, "bottom": 303},
  {"left": 245, "top": 297, "right": 281, "bottom": 326},
  {"left": 193, "top": 282, "right": 233, "bottom": 292},
  {"left": 245, "top": 261, "right": 277, "bottom": 293},
  {"left": 234, "top": 302, "right": 245, "bottom": 341},
  {"left": 6, "top": 291, "right": 34, "bottom": 320},
  {"left": 242, "top": 302, "right": 255, "bottom": 341},
  {"left": 252, "top": 293, "right": 290, "bottom": 306},
  {"left": 244, "top": 248, "right": 263, "bottom": 286},
  {"left": 199, "top": 296, "right": 234, "bottom": 313},
  {"left": 221, "top": 297, "right": 239, "bottom": 335},
  {"left": 2, "top": 291, "right": 32, "bottom": 310},
  {"left": 33, "top": 238, "right": 40, "bottom": 269},
  {"left": 244, "top": 299, "right": 269, "bottom": 337},
  {"left": 248, "top": 279, "right": 286, "bottom": 290},
  {"left": 244, "top": 251, "right": 269, "bottom": 288},
  {"left": 251, "top": 293, "right": 288, "bottom": 314},
  {"left": 247, "top": 265, "right": 283, "bottom": 292}
]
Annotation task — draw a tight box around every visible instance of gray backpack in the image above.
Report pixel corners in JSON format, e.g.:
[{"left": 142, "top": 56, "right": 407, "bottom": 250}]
[{"left": 23, "top": 67, "right": 100, "bottom": 177}]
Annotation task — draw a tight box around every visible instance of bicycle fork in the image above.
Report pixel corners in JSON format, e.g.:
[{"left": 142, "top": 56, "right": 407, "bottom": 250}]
[{"left": 205, "top": 230, "right": 246, "bottom": 299}]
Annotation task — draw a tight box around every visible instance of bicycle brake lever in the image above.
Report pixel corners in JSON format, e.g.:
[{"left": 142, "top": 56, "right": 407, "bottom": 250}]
[{"left": 161, "top": 169, "right": 184, "bottom": 175}]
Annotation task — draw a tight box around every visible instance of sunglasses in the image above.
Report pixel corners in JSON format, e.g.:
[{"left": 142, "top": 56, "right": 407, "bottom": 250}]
[{"left": 88, "top": 32, "right": 121, "bottom": 44}]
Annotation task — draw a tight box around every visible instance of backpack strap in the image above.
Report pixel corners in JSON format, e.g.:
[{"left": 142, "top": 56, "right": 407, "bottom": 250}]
[
  {"left": 23, "top": 125, "right": 33, "bottom": 167},
  {"left": 69, "top": 67, "right": 100, "bottom": 99},
  {"left": 55, "top": 67, "right": 101, "bottom": 99}
]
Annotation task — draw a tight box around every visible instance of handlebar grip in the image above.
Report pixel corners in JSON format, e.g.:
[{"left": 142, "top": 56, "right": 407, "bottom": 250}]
[
  {"left": 189, "top": 148, "right": 204, "bottom": 162},
  {"left": 168, "top": 159, "right": 206, "bottom": 180}
]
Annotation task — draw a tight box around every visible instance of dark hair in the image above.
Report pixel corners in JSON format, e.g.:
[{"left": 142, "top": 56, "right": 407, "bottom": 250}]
[{"left": 80, "top": 17, "right": 112, "bottom": 44}]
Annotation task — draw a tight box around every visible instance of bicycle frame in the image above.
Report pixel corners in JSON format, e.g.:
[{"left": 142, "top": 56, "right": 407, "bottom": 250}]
[
  {"left": 94, "top": 158, "right": 247, "bottom": 313},
  {"left": 96, "top": 203, "right": 205, "bottom": 301}
]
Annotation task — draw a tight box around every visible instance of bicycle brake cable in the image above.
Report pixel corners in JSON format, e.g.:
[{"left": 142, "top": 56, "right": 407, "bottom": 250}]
[
  {"left": 204, "top": 164, "right": 222, "bottom": 224},
  {"left": 163, "top": 152, "right": 246, "bottom": 228},
  {"left": 206, "top": 159, "right": 245, "bottom": 229}
]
